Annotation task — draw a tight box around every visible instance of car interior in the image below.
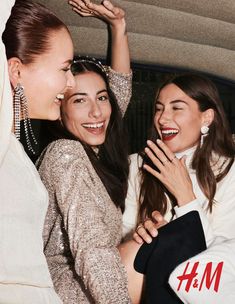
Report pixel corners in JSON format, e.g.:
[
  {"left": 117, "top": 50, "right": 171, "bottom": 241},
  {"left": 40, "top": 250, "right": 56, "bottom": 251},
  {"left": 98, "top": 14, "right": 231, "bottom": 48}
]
[{"left": 27, "top": 0, "right": 235, "bottom": 159}]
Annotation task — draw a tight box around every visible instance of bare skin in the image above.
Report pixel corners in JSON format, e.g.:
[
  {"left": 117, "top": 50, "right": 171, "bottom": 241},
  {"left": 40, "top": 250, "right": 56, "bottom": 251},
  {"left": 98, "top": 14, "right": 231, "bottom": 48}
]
[
  {"left": 68, "top": 0, "right": 130, "bottom": 73},
  {"left": 118, "top": 211, "right": 167, "bottom": 303}
]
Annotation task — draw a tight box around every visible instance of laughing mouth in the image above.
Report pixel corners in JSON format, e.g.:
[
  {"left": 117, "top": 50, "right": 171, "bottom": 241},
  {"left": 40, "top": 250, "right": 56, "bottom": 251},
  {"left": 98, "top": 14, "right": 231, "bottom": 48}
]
[
  {"left": 161, "top": 129, "right": 179, "bottom": 138},
  {"left": 82, "top": 122, "right": 104, "bottom": 129}
]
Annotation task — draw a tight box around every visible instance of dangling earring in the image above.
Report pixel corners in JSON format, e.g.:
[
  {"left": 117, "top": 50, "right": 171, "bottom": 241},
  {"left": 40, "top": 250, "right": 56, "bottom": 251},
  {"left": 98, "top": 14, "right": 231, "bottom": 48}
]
[
  {"left": 200, "top": 125, "right": 209, "bottom": 147},
  {"left": 13, "top": 83, "right": 21, "bottom": 141},
  {"left": 13, "top": 83, "right": 38, "bottom": 154}
]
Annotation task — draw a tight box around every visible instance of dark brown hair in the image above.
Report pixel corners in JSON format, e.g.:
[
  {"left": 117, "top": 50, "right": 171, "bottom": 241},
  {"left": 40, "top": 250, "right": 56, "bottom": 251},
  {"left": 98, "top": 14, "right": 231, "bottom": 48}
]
[
  {"left": 2, "top": 0, "right": 70, "bottom": 63},
  {"left": 43, "top": 58, "right": 129, "bottom": 212},
  {"left": 138, "top": 73, "right": 235, "bottom": 222}
]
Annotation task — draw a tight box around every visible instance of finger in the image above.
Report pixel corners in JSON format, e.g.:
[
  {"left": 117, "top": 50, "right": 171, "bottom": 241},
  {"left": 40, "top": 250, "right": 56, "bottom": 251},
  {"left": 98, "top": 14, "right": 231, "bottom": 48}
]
[
  {"left": 147, "top": 140, "right": 171, "bottom": 165},
  {"left": 86, "top": 2, "right": 116, "bottom": 19},
  {"left": 156, "top": 139, "right": 177, "bottom": 162},
  {"left": 180, "top": 155, "right": 187, "bottom": 168},
  {"left": 133, "top": 232, "right": 144, "bottom": 244},
  {"left": 143, "top": 163, "right": 162, "bottom": 180},
  {"left": 155, "top": 219, "right": 168, "bottom": 229},
  {"left": 69, "top": 0, "right": 86, "bottom": 10},
  {"left": 151, "top": 210, "right": 164, "bottom": 223},
  {"left": 143, "top": 219, "right": 158, "bottom": 237},
  {"left": 145, "top": 147, "right": 165, "bottom": 171},
  {"left": 83, "top": 0, "right": 91, "bottom": 5},
  {"left": 135, "top": 226, "right": 153, "bottom": 244},
  {"left": 72, "top": 7, "right": 93, "bottom": 16},
  {"left": 102, "top": 0, "right": 114, "bottom": 11},
  {"left": 102, "top": 0, "right": 122, "bottom": 16},
  {"left": 69, "top": 1, "right": 92, "bottom": 14}
]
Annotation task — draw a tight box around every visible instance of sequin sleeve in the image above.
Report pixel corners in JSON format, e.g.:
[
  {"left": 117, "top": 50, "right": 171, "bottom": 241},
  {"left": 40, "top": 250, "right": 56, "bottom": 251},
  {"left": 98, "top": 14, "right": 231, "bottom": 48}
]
[
  {"left": 38, "top": 139, "right": 131, "bottom": 304},
  {"left": 106, "top": 67, "right": 132, "bottom": 116}
]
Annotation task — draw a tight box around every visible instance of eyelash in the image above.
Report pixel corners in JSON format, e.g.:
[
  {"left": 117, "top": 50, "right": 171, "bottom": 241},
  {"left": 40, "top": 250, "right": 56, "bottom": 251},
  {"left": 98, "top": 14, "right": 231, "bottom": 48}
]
[
  {"left": 73, "top": 98, "right": 85, "bottom": 104},
  {"left": 156, "top": 107, "right": 183, "bottom": 112},
  {"left": 98, "top": 95, "right": 108, "bottom": 101},
  {"left": 62, "top": 67, "right": 70, "bottom": 72},
  {"left": 173, "top": 107, "right": 183, "bottom": 110},
  {"left": 72, "top": 95, "right": 109, "bottom": 104}
]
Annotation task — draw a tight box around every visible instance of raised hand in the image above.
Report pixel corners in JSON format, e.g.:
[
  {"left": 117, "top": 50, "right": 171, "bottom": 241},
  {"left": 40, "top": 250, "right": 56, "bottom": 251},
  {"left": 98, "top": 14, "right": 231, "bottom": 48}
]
[
  {"left": 144, "top": 139, "right": 196, "bottom": 206},
  {"left": 68, "top": 0, "right": 130, "bottom": 73},
  {"left": 68, "top": 0, "right": 125, "bottom": 27}
]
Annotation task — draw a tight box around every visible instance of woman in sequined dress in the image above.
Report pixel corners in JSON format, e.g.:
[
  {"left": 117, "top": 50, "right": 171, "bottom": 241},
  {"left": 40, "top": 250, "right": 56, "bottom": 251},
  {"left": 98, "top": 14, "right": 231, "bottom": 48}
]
[{"left": 38, "top": 1, "right": 132, "bottom": 303}]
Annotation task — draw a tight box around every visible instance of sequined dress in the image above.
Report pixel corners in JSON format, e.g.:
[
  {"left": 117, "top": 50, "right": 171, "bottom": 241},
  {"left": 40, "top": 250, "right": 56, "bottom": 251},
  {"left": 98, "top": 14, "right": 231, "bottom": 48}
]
[{"left": 38, "top": 68, "right": 132, "bottom": 303}]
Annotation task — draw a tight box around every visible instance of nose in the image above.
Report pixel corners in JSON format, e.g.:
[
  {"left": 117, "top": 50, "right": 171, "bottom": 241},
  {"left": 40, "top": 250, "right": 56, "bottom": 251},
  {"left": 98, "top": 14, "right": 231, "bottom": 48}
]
[
  {"left": 158, "top": 108, "right": 171, "bottom": 125},
  {"left": 89, "top": 101, "right": 102, "bottom": 118},
  {"left": 66, "top": 70, "right": 76, "bottom": 88}
]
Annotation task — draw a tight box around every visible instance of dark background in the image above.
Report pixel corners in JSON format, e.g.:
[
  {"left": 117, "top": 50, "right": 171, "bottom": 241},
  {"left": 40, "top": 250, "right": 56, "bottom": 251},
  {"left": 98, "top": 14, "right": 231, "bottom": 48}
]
[{"left": 20, "top": 64, "right": 235, "bottom": 162}]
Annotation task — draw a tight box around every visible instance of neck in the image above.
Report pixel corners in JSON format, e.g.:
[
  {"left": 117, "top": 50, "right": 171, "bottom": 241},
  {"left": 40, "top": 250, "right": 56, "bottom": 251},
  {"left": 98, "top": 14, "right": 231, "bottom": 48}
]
[{"left": 175, "top": 145, "right": 197, "bottom": 159}]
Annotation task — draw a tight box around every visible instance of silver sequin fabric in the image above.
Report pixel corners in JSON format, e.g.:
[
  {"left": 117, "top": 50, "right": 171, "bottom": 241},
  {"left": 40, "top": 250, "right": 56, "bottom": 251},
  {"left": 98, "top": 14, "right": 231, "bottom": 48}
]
[{"left": 38, "top": 69, "right": 132, "bottom": 303}]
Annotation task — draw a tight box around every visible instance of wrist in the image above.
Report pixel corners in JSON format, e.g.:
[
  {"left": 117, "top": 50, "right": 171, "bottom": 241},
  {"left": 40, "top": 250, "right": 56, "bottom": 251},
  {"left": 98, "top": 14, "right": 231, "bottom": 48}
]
[
  {"left": 177, "top": 193, "right": 196, "bottom": 207},
  {"left": 110, "top": 18, "right": 127, "bottom": 35}
]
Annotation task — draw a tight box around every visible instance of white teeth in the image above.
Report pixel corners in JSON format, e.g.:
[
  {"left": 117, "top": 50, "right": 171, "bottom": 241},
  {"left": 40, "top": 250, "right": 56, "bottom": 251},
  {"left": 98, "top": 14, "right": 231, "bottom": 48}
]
[
  {"left": 82, "top": 122, "right": 104, "bottom": 129},
  {"left": 161, "top": 129, "right": 178, "bottom": 135},
  {"left": 56, "top": 93, "right": 64, "bottom": 100}
]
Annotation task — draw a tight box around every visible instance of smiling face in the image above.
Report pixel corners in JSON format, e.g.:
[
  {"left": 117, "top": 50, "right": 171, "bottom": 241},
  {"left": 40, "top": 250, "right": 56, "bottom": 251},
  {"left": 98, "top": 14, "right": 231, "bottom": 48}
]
[
  {"left": 154, "top": 83, "right": 212, "bottom": 153},
  {"left": 18, "top": 28, "right": 75, "bottom": 120},
  {"left": 61, "top": 71, "right": 112, "bottom": 147}
]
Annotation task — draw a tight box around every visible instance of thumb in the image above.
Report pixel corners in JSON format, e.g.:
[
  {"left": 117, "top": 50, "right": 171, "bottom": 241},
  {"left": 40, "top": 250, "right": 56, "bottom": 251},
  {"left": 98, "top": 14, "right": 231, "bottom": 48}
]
[
  {"left": 180, "top": 155, "right": 187, "bottom": 168},
  {"left": 151, "top": 210, "right": 163, "bottom": 223}
]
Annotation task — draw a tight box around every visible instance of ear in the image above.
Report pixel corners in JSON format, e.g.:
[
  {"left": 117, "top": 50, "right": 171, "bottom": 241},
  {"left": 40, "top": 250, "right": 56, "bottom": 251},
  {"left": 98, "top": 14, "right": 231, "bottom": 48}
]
[
  {"left": 7, "top": 57, "right": 23, "bottom": 88},
  {"left": 201, "top": 108, "right": 214, "bottom": 127}
]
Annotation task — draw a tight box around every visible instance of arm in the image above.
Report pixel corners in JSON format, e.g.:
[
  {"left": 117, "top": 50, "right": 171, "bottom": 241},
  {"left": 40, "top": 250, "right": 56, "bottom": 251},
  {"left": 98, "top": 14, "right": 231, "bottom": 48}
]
[
  {"left": 169, "top": 237, "right": 235, "bottom": 303},
  {"left": 68, "top": 0, "right": 130, "bottom": 73},
  {"left": 68, "top": 0, "right": 132, "bottom": 115},
  {"left": 46, "top": 141, "right": 131, "bottom": 303},
  {"left": 0, "top": 0, "right": 15, "bottom": 166},
  {"left": 174, "top": 160, "right": 235, "bottom": 245},
  {"left": 138, "top": 139, "right": 235, "bottom": 246}
]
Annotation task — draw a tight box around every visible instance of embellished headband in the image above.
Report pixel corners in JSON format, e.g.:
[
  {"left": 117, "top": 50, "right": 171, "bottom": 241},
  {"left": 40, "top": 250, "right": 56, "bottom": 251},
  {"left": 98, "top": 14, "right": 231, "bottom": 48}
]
[{"left": 72, "top": 55, "right": 107, "bottom": 75}]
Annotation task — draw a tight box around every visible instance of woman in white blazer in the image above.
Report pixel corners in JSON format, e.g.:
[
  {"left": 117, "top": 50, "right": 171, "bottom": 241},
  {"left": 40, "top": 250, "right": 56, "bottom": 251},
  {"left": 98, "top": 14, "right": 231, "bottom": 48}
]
[{"left": 120, "top": 73, "right": 235, "bottom": 303}]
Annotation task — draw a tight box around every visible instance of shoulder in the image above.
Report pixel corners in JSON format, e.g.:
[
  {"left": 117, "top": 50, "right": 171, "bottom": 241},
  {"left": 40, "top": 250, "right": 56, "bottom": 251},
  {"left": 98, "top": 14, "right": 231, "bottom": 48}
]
[
  {"left": 38, "top": 139, "right": 88, "bottom": 171},
  {"left": 129, "top": 153, "right": 143, "bottom": 170},
  {"left": 128, "top": 153, "right": 143, "bottom": 184}
]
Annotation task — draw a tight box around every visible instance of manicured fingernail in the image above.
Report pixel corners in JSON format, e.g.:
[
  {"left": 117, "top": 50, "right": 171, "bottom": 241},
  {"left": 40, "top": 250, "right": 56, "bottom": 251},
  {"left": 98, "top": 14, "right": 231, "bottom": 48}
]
[
  {"left": 156, "top": 139, "right": 162, "bottom": 144},
  {"left": 151, "top": 229, "right": 158, "bottom": 237}
]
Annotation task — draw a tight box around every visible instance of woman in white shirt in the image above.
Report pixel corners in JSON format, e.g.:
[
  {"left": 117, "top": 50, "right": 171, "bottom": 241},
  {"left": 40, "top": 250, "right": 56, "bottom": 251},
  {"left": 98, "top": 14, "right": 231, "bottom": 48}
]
[
  {"left": 120, "top": 73, "right": 235, "bottom": 303},
  {"left": 0, "top": 0, "right": 75, "bottom": 302}
]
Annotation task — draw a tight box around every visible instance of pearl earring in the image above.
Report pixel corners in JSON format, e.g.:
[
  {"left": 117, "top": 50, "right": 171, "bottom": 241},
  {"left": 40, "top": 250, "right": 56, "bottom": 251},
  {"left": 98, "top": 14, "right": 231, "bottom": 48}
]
[
  {"left": 200, "top": 125, "right": 209, "bottom": 147},
  {"left": 201, "top": 125, "right": 209, "bottom": 135}
]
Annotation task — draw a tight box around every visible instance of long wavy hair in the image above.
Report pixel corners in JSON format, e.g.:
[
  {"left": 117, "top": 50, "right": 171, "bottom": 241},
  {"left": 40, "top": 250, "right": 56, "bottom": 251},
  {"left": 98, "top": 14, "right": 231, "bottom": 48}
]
[
  {"left": 138, "top": 73, "right": 235, "bottom": 222},
  {"left": 46, "top": 59, "right": 129, "bottom": 212}
]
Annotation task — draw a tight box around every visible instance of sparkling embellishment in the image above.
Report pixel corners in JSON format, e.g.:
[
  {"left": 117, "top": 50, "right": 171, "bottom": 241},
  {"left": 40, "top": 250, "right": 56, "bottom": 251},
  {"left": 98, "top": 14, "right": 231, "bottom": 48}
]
[{"left": 38, "top": 68, "right": 132, "bottom": 304}]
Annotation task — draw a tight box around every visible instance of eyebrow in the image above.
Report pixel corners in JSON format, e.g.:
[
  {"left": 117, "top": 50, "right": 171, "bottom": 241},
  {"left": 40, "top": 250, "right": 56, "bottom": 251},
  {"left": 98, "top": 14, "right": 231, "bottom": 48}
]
[
  {"left": 67, "top": 89, "right": 108, "bottom": 100},
  {"left": 156, "top": 99, "right": 188, "bottom": 105}
]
